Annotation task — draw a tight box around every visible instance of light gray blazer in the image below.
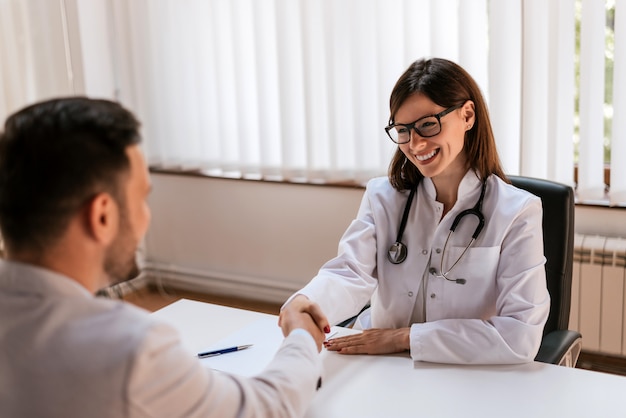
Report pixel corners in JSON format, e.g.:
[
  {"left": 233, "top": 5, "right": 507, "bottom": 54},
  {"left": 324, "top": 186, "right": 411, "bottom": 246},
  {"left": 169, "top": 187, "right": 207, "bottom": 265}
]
[{"left": 0, "top": 260, "right": 321, "bottom": 418}]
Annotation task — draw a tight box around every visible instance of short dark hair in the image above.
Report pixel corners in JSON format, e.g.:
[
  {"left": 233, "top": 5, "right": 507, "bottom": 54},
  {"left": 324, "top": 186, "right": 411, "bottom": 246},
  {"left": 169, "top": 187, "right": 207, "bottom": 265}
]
[
  {"left": 387, "top": 57, "right": 507, "bottom": 191},
  {"left": 0, "top": 97, "right": 141, "bottom": 254}
]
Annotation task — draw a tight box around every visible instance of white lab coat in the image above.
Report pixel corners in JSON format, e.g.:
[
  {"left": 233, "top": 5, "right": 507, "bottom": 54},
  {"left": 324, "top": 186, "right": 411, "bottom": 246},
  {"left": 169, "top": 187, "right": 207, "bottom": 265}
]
[{"left": 294, "top": 170, "right": 550, "bottom": 364}]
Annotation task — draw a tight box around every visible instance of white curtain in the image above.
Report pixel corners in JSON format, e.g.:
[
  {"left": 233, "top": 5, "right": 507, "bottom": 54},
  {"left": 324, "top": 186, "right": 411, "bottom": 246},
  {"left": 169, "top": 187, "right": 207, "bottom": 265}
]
[
  {"left": 488, "top": 0, "right": 522, "bottom": 176},
  {"left": 107, "top": 0, "right": 490, "bottom": 185},
  {"left": 578, "top": 0, "right": 608, "bottom": 202},
  {"left": 514, "top": 0, "right": 578, "bottom": 187},
  {"left": 1, "top": 0, "right": 624, "bottom": 205},
  {"left": 0, "top": 0, "right": 77, "bottom": 118},
  {"left": 610, "top": 0, "right": 626, "bottom": 205}
]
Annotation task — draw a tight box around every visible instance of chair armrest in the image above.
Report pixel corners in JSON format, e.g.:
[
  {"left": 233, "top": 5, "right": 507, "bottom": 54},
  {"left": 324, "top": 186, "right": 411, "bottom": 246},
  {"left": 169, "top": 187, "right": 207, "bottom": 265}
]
[{"left": 535, "top": 329, "right": 583, "bottom": 367}]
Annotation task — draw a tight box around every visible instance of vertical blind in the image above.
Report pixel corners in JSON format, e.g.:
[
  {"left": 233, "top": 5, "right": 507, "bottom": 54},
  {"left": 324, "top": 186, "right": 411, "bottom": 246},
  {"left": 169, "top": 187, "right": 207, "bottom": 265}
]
[
  {"left": 1, "top": 0, "right": 624, "bottom": 205},
  {"left": 579, "top": 0, "right": 609, "bottom": 202},
  {"left": 613, "top": 0, "right": 626, "bottom": 205}
]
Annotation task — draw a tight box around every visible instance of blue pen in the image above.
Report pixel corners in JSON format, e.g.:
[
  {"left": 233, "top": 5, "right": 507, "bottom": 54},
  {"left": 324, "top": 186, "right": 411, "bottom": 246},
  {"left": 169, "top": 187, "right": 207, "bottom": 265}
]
[{"left": 197, "top": 344, "right": 253, "bottom": 358}]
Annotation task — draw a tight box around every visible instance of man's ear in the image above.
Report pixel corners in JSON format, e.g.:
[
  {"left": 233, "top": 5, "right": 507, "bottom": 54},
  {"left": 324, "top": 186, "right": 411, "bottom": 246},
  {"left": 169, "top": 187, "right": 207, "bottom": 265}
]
[{"left": 85, "top": 192, "right": 119, "bottom": 246}]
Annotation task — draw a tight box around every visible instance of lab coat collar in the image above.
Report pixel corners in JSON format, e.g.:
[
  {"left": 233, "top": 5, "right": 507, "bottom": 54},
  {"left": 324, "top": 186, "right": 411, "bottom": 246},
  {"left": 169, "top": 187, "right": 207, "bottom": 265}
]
[{"left": 421, "top": 170, "right": 483, "bottom": 202}]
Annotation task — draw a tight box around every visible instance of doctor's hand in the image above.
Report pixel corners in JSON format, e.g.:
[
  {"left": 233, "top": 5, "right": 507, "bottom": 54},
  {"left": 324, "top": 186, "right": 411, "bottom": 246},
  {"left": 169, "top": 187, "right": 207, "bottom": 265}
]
[
  {"left": 279, "top": 295, "right": 330, "bottom": 352},
  {"left": 323, "top": 328, "right": 410, "bottom": 355}
]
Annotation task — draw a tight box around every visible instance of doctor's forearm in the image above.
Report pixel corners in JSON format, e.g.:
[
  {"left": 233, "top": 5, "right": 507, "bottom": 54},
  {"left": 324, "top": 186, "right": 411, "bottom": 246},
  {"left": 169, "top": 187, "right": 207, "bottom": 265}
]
[
  {"left": 409, "top": 318, "right": 542, "bottom": 364},
  {"left": 324, "top": 328, "right": 410, "bottom": 354}
]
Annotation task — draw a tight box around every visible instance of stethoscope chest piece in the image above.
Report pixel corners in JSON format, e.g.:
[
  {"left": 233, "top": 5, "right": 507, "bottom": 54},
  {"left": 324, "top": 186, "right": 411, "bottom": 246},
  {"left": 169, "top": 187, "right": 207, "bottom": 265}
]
[
  {"left": 387, "top": 187, "right": 417, "bottom": 265},
  {"left": 388, "top": 180, "right": 488, "bottom": 285},
  {"left": 388, "top": 241, "right": 408, "bottom": 264}
]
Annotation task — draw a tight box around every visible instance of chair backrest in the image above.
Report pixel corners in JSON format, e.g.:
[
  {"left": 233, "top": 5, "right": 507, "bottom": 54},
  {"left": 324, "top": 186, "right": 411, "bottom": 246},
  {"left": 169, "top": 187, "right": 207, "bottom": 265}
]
[{"left": 508, "top": 175, "right": 575, "bottom": 336}]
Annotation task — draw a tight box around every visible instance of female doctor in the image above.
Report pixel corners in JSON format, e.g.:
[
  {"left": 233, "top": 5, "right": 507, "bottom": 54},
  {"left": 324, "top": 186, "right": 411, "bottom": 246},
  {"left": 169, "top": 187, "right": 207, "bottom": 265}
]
[{"left": 280, "top": 57, "right": 550, "bottom": 365}]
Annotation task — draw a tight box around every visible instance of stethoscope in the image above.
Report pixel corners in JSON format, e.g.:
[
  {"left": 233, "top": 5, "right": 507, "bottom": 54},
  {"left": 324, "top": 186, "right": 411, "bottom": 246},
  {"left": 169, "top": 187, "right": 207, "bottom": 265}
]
[{"left": 387, "top": 180, "right": 487, "bottom": 285}]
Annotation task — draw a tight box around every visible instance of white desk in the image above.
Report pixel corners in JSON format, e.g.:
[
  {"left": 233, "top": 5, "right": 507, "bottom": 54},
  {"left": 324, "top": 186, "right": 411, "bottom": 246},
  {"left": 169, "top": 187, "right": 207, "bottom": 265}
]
[{"left": 153, "top": 299, "right": 626, "bottom": 418}]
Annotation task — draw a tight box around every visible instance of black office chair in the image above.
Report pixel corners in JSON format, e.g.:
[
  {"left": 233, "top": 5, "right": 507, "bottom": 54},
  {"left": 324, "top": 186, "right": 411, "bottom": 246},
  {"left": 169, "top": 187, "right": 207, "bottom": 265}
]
[
  {"left": 338, "top": 176, "right": 583, "bottom": 367},
  {"left": 509, "top": 175, "right": 582, "bottom": 367}
]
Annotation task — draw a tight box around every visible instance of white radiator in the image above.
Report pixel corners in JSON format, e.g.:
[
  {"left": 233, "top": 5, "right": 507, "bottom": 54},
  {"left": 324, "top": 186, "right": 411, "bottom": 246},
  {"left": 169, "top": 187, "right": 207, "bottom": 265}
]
[{"left": 570, "top": 233, "right": 626, "bottom": 355}]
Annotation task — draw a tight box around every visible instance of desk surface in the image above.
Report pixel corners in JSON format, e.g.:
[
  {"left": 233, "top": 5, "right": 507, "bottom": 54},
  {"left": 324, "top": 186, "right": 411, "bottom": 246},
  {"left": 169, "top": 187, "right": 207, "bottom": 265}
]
[{"left": 153, "top": 299, "right": 626, "bottom": 418}]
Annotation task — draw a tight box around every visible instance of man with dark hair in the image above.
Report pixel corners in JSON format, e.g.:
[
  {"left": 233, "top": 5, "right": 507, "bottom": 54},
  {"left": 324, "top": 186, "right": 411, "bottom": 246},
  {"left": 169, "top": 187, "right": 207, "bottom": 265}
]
[{"left": 0, "top": 97, "right": 327, "bottom": 418}]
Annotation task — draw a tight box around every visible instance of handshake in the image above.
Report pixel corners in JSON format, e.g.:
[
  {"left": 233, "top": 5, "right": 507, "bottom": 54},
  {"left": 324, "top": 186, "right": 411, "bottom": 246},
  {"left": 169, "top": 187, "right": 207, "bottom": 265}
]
[{"left": 278, "top": 295, "right": 330, "bottom": 352}]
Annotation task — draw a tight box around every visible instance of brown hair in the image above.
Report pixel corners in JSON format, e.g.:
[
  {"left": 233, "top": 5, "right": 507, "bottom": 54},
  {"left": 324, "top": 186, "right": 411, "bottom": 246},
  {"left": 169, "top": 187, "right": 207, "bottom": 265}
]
[
  {"left": 387, "top": 57, "right": 508, "bottom": 191},
  {"left": 0, "top": 97, "right": 141, "bottom": 254}
]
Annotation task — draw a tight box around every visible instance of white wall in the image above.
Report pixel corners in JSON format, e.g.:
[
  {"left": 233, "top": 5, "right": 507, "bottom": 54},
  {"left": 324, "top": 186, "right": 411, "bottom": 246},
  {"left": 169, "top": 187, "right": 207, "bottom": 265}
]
[
  {"left": 144, "top": 173, "right": 363, "bottom": 303},
  {"left": 144, "top": 173, "right": 626, "bottom": 304},
  {"left": 575, "top": 205, "right": 626, "bottom": 238}
]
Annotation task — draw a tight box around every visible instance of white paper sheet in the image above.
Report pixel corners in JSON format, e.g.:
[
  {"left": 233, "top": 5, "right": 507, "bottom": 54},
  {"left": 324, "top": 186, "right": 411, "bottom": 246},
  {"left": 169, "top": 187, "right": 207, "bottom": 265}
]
[
  {"left": 197, "top": 321, "right": 356, "bottom": 377},
  {"left": 197, "top": 317, "right": 284, "bottom": 377}
]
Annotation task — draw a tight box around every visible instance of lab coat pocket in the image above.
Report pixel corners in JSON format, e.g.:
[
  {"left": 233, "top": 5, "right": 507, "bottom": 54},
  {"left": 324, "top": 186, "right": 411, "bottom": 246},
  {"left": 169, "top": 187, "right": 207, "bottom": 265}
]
[
  {"left": 440, "top": 245, "right": 501, "bottom": 317},
  {"left": 442, "top": 245, "right": 500, "bottom": 283}
]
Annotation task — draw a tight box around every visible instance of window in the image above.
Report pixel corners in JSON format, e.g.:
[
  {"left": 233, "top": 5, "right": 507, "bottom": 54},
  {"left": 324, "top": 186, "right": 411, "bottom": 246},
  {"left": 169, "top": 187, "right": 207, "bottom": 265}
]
[
  {"left": 1, "top": 0, "right": 625, "bottom": 205},
  {"left": 574, "top": 0, "right": 625, "bottom": 204}
]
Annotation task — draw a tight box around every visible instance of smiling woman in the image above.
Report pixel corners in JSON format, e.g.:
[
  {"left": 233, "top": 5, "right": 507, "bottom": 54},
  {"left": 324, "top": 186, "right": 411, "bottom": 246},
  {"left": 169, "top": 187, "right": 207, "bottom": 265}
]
[{"left": 280, "top": 57, "right": 551, "bottom": 365}]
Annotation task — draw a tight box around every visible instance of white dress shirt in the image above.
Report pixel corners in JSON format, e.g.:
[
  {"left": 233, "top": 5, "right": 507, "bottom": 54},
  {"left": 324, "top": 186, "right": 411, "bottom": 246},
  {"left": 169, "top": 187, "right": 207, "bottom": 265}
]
[
  {"left": 0, "top": 260, "right": 322, "bottom": 418},
  {"left": 292, "top": 170, "right": 550, "bottom": 364}
]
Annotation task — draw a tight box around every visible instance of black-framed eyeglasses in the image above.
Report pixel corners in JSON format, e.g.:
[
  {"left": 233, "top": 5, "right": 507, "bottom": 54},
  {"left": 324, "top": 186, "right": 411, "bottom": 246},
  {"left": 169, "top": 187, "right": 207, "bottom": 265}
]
[{"left": 384, "top": 103, "right": 463, "bottom": 144}]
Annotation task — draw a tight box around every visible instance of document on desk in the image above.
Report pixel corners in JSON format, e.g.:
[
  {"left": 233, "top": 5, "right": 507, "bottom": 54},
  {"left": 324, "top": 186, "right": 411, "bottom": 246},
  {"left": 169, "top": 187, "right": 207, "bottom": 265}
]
[
  {"left": 197, "top": 318, "right": 353, "bottom": 377},
  {"left": 197, "top": 316, "right": 284, "bottom": 377}
]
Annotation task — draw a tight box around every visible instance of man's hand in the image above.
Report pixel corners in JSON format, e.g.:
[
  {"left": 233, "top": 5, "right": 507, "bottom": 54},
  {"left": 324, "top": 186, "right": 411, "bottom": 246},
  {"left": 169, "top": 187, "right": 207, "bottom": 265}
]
[
  {"left": 279, "top": 295, "right": 330, "bottom": 352},
  {"left": 323, "top": 328, "right": 410, "bottom": 355}
]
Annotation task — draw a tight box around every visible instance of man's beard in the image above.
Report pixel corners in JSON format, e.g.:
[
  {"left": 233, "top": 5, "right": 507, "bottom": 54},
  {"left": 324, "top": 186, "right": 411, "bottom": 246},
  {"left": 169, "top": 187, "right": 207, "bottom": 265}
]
[
  {"left": 103, "top": 206, "right": 140, "bottom": 286},
  {"left": 105, "top": 251, "right": 139, "bottom": 286}
]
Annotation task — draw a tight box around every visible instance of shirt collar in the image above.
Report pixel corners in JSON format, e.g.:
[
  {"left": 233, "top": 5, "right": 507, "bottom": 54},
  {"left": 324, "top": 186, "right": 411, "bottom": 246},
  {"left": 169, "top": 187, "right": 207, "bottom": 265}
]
[{"left": 0, "top": 259, "right": 93, "bottom": 299}]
